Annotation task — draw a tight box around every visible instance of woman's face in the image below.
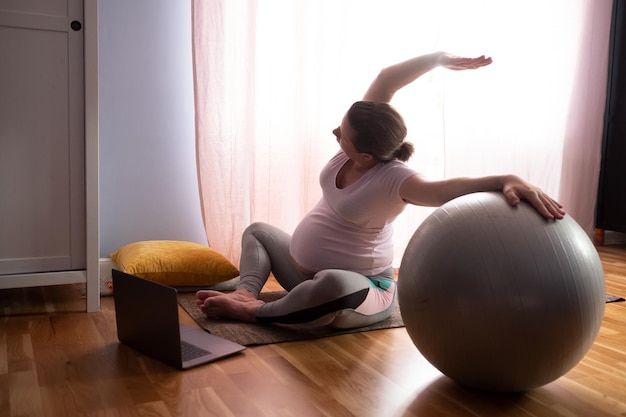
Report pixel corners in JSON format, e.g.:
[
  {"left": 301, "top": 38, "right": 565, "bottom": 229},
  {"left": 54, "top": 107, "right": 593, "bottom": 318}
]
[{"left": 333, "top": 115, "right": 360, "bottom": 159}]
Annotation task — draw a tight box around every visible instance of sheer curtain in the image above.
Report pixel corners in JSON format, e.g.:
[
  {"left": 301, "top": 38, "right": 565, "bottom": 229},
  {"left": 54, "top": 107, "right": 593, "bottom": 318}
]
[{"left": 192, "top": 0, "right": 612, "bottom": 267}]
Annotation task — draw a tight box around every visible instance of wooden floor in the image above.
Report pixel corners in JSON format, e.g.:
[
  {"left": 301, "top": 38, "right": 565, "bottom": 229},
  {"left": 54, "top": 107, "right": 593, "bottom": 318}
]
[{"left": 1, "top": 245, "right": 626, "bottom": 417}]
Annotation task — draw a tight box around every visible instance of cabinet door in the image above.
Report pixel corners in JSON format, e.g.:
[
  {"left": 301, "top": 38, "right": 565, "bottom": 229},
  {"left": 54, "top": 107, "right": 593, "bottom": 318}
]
[{"left": 0, "top": 0, "right": 85, "bottom": 274}]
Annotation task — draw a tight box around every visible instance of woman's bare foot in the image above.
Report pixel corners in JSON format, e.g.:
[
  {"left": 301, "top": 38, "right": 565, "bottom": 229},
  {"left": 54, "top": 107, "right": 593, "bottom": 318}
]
[{"left": 195, "top": 289, "right": 264, "bottom": 322}]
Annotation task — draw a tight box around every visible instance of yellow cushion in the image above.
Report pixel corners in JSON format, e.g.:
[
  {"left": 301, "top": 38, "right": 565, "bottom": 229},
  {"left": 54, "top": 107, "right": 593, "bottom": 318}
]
[{"left": 110, "top": 240, "right": 239, "bottom": 286}]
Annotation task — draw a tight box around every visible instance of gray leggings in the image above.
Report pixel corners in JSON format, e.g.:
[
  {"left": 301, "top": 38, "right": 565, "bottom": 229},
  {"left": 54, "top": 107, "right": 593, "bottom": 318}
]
[{"left": 239, "top": 222, "right": 396, "bottom": 329}]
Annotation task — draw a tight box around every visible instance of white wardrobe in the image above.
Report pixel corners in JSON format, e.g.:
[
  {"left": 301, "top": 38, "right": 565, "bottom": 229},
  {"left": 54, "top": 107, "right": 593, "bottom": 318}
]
[{"left": 0, "top": 0, "right": 99, "bottom": 311}]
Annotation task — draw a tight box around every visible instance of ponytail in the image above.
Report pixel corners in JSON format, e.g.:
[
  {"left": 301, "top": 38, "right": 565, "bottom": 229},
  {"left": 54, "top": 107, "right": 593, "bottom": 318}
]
[{"left": 393, "top": 141, "right": 414, "bottom": 162}]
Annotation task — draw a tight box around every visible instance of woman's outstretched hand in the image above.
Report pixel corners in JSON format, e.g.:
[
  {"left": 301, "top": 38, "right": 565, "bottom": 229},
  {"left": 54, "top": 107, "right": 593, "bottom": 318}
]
[
  {"left": 502, "top": 175, "right": 566, "bottom": 220},
  {"left": 438, "top": 54, "right": 493, "bottom": 71}
]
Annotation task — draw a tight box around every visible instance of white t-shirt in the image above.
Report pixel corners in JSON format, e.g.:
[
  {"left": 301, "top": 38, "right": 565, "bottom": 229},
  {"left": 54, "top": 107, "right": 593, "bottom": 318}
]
[{"left": 289, "top": 151, "right": 418, "bottom": 275}]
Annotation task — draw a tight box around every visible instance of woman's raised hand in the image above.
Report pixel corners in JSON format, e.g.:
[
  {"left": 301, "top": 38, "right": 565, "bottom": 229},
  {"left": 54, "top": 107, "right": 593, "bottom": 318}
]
[{"left": 437, "top": 54, "right": 493, "bottom": 71}]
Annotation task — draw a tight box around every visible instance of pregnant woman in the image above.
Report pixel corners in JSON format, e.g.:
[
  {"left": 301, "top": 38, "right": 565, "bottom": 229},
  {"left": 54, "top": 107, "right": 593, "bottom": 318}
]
[{"left": 196, "top": 51, "right": 565, "bottom": 329}]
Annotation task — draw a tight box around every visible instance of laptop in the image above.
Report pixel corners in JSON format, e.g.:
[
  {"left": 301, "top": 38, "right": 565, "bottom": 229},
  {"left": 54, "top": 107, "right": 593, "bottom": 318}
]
[{"left": 112, "top": 269, "right": 245, "bottom": 369}]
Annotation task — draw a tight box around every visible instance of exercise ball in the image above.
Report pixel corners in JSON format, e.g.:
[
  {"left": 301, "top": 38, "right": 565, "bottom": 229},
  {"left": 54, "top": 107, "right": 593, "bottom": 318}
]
[{"left": 398, "top": 192, "right": 605, "bottom": 392}]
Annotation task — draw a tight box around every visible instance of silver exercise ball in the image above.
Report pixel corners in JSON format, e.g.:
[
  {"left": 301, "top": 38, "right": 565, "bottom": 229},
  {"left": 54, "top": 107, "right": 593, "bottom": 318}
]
[{"left": 398, "top": 192, "right": 605, "bottom": 392}]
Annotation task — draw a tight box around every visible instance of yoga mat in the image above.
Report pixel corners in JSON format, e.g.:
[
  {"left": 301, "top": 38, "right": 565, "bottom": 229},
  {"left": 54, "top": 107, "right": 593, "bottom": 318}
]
[{"left": 178, "top": 291, "right": 404, "bottom": 346}]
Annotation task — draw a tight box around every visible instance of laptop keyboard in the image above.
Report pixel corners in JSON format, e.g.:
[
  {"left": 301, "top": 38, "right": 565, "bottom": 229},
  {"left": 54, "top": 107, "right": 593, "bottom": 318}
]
[{"left": 181, "top": 341, "right": 211, "bottom": 361}]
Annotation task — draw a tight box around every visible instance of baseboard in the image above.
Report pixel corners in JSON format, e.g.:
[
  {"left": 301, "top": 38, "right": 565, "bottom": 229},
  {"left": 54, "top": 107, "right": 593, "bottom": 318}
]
[
  {"left": 99, "top": 258, "right": 116, "bottom": 282},
  {"left": 605, "top": 231, "right": 626, "bottom": 245}
]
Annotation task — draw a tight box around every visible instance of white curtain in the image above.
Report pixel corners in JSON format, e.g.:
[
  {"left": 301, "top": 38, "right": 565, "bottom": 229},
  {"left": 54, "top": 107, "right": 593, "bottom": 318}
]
[{"left": 192, "top": 0, "right": 612, "bottom": 267}]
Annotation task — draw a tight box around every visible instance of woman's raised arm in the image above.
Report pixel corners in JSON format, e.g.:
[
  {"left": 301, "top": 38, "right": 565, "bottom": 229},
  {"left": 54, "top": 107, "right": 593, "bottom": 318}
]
[{"left": 363, "top": 52, "right": 493, "bottom": 103}]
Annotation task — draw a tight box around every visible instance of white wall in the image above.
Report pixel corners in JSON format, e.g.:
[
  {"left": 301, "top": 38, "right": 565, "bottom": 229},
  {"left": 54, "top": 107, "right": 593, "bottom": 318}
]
[{"left": 98, "top": 0, "right": 207, "bottom": 257}]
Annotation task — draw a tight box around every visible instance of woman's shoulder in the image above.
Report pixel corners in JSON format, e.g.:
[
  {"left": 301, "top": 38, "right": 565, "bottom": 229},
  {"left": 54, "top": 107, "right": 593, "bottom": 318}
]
[
  {"left": 381, "top": 158, "right": 417, "bottom": 174},
  {"left": 324, "top": 150, "right": 349, "bottom": 170},
  {"left": 372, "top": 159, "right": 419, "bottom": 188},
  {"left": 331, "top": 150, "right": 348, "bottom": 162}
]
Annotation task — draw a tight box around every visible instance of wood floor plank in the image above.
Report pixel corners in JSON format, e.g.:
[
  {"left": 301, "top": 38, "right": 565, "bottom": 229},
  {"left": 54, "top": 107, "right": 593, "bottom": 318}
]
[{"left": 0, "top": 244, "right": 625, "bottom": 416}]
